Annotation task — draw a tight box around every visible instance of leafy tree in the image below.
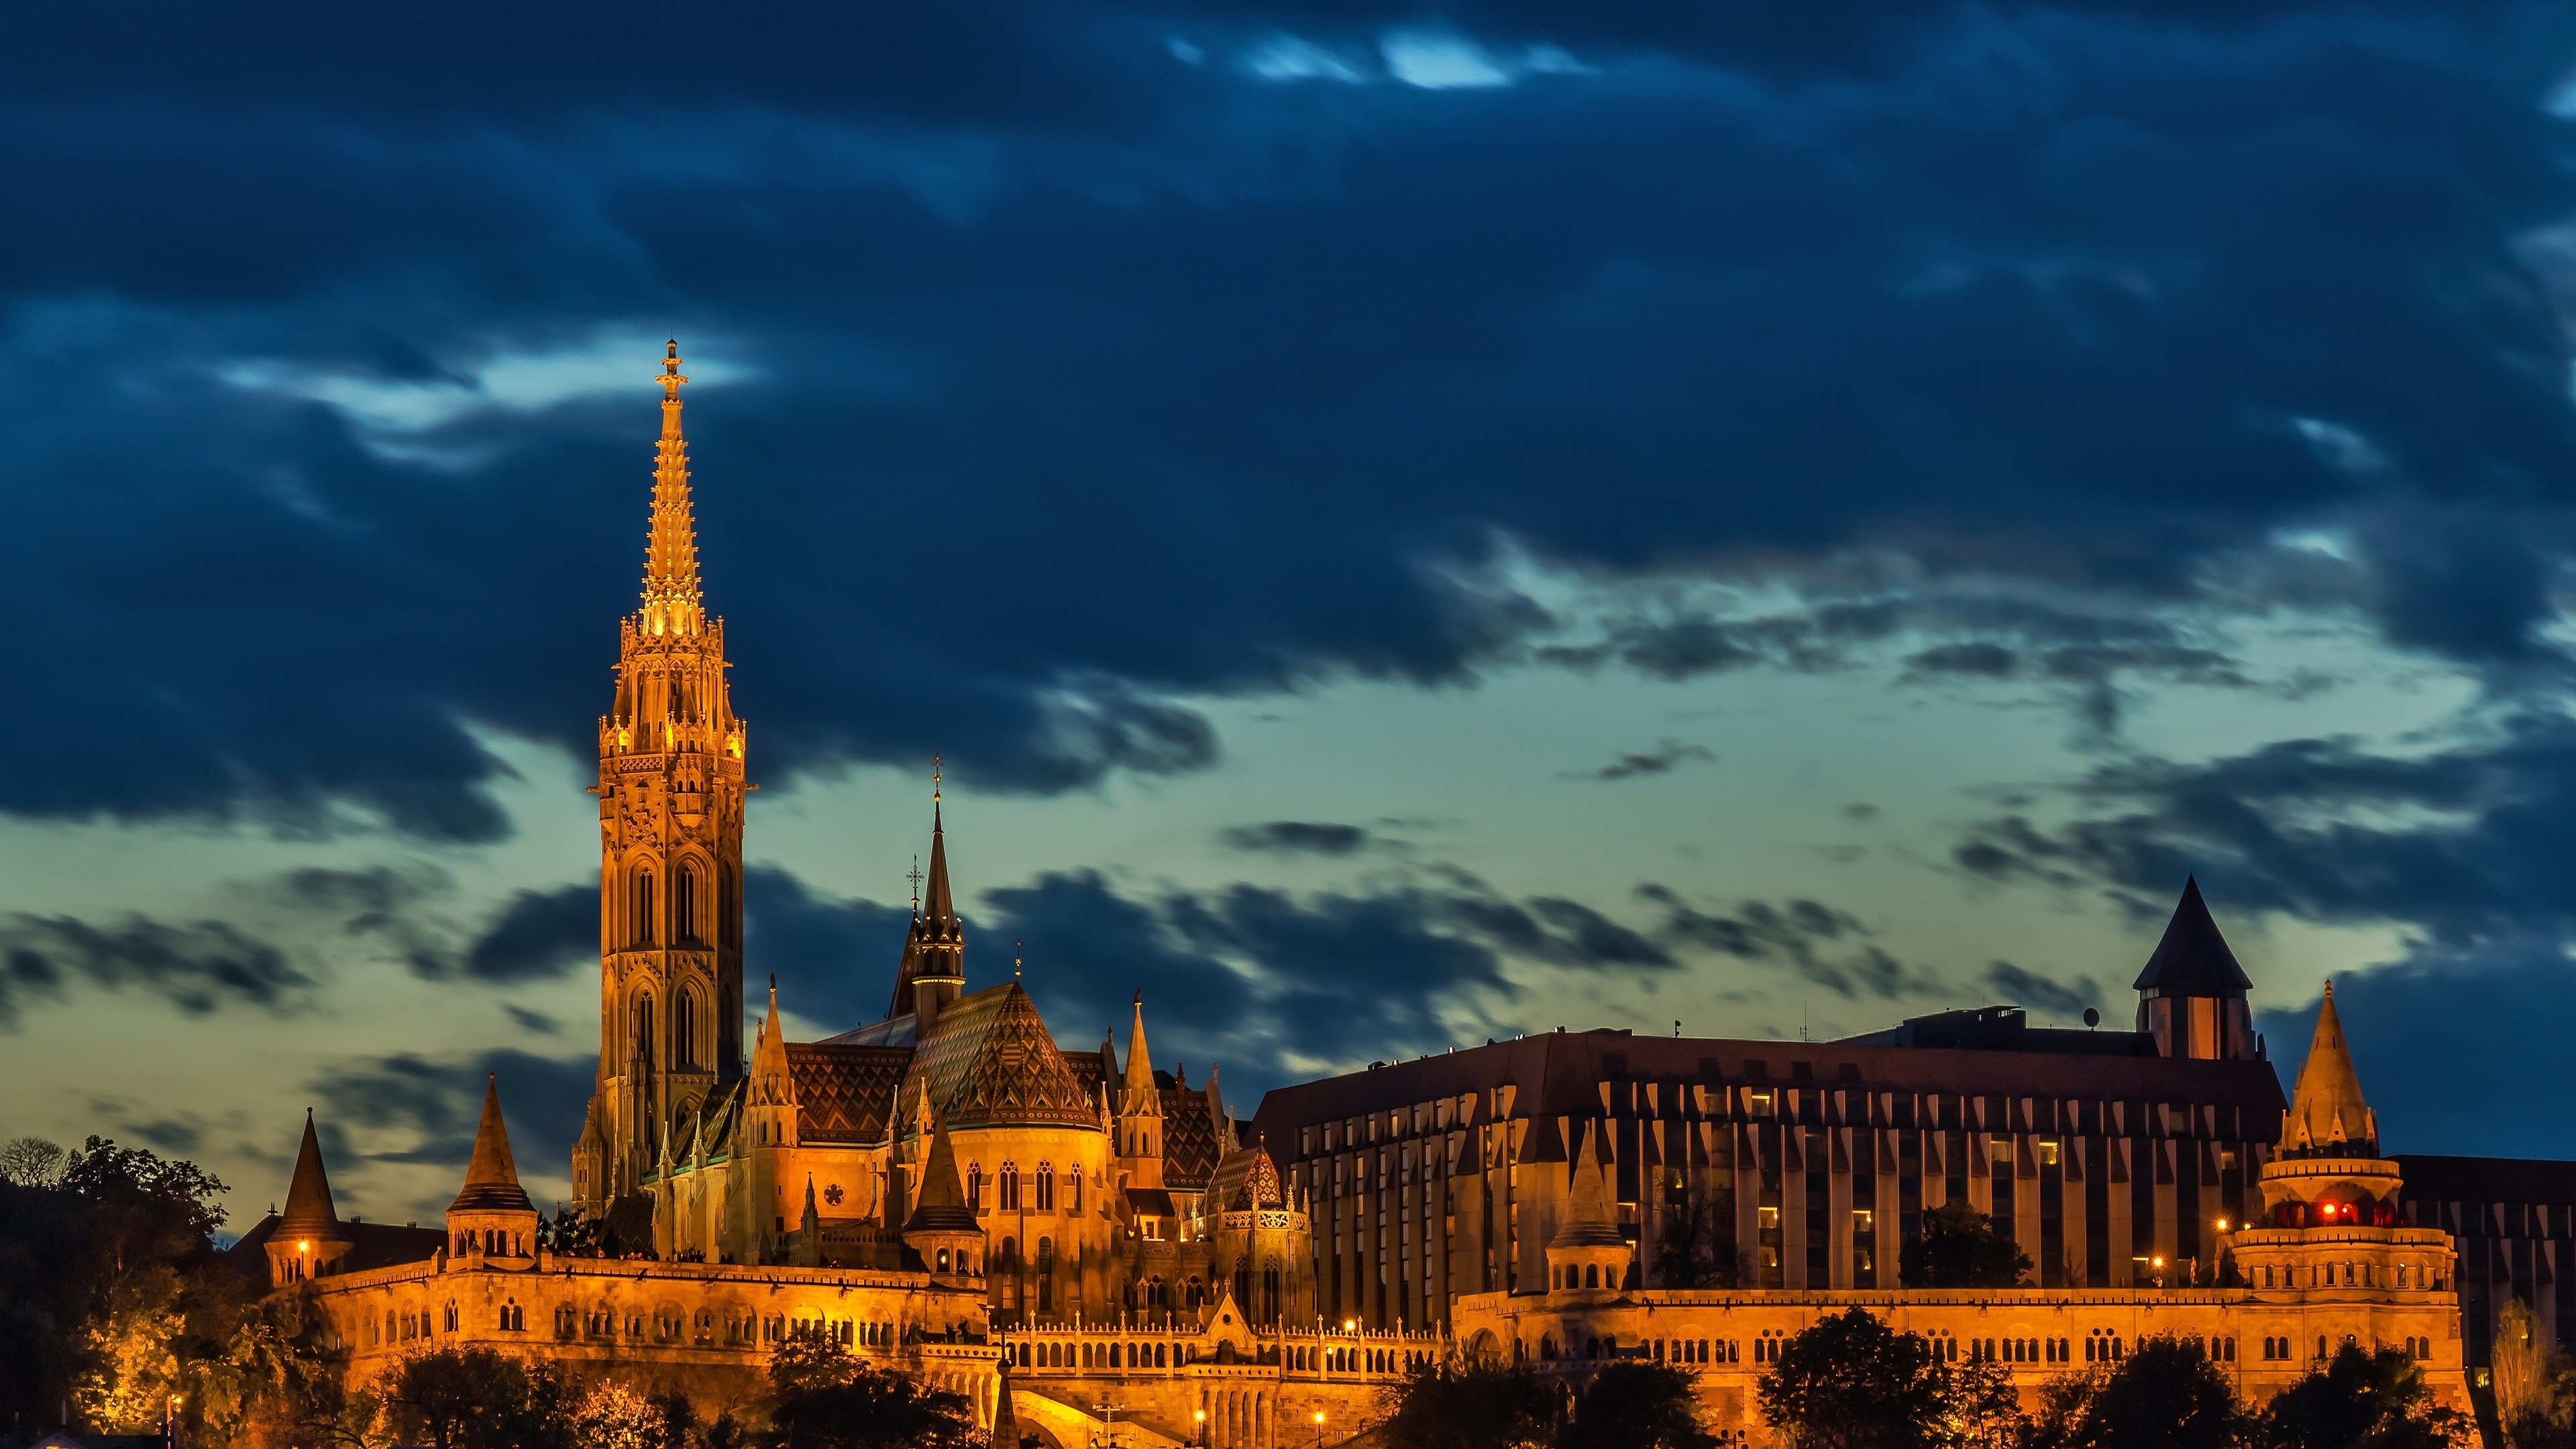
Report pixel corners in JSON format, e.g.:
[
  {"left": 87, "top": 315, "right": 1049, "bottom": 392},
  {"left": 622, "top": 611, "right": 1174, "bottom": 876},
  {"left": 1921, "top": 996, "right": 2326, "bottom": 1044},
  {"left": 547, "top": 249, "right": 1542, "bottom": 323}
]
[
  {"left": 382, "top": 1346, "right": 572, "bottom": 1449},
  {"left": 1561, "top": 1360, "right": 1715, "bottom": 1449},
  {"left": 574, "top": 1381, "right": 667, "bottom": 1449},
  {"left": 0, "top": 1135, "right": 254, "bottom": 1436},
  {"left": 761, "top": 1335, "right": 978, "bottom": 1449},
  {"left": 2072, "top": 1335, "right": 2247, "bottom": 1449},
  {"left": 1898, "top": 1201, "right": 2031, "bottom": 1289},
  {"left": 1379, "top": 1353, "right": 1556, "bottom": 1449},
  {"left": 2260, "top": 1343, "right": 2471, "bottom": 1449},
  {"left": 1758, "top": 1307, "right": 1956, "bottom": 1449}
]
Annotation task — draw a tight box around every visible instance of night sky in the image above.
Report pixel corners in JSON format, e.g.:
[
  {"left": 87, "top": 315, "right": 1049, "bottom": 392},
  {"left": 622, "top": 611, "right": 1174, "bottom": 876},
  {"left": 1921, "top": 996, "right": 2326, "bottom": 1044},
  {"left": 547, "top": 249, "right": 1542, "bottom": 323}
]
[{"left": 7, "top": 1, "right": 2576, "bottom": 1227}]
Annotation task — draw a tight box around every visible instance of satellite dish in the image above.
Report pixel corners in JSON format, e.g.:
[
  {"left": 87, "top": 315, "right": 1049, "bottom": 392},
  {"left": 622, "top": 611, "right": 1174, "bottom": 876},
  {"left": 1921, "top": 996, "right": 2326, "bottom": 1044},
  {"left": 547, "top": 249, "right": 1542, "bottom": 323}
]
[{"left": 2083, "top": 1008, "right": 2100, "bottom": 1028}]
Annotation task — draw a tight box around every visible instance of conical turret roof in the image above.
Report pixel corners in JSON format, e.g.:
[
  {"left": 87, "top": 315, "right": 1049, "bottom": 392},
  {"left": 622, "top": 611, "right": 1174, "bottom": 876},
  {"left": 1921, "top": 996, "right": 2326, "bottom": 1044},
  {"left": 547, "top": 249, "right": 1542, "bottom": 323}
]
[
  {"left": 449, "top": 1076, "right": 534, "bottom": 1214},
  {"left": 2133, "top": 876, "right": 2253, "bottom": 995},
  {"left": 904, "top": 1097, "right": 979, "bottom": 1234},
  {"left": 280, "top": 1110, "right": 351, "bottom": 1242},
  {"left": 2281, "top": 981, "right": 2377, "bottom": 1158},
  {"left": 1120, "top": 991, "right": 1161, "bottom": 1114},
  {"left": 1550, "top": 1122, "right": 1627, "bottom": 1248}
]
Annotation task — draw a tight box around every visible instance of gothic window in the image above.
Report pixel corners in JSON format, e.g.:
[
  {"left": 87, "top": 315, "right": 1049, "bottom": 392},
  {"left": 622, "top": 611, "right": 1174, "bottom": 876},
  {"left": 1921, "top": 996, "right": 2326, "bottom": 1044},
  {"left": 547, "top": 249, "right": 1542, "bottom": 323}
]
[
  {"left": 677, "top": 863, "right": 700, "bottom": 943},
  {"left": 632, "top": 871, "right": 656, "bottom": 946},
  {"left": 720, "top": 866, "right": 737, "bottom": 947},
  {"left": 967, "top": 1167, "right": 981, "bottom": 1212},
  {"left": 633, "top": 994, "right": 655, "bottom": 1064},
  {"left": 1067, "top": 1172, "right": 1082, "bottom": 1213},
  {"left": 1036, "top": 1162, "right": 1055, "bottom": 1210},
  {"left": 676, "top": 989, "right": 697, "bottom": 1068},
  {"left": 1000, "top": 1164, "right": 1020, "bottom": 1211}
]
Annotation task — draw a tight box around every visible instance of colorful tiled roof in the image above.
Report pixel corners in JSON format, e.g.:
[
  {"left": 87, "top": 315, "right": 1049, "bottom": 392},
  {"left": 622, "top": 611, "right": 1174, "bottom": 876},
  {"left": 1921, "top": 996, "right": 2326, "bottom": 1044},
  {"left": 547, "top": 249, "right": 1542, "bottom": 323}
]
[
  {"left": 786, "top": 1043, "right": 912, "bottom": 1144},
  {"left": 906, "top": 982, "right": 1098, "bottom": 1130}
]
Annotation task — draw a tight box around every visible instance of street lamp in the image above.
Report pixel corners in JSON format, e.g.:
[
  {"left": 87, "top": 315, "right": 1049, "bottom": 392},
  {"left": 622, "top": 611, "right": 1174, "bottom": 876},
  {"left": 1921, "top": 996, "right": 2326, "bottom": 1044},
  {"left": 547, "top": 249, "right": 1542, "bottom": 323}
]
[
  {"left": 1313, "top": 1410, "right": 1326, "bottom": 1448},
  {"left": 1195, "top": 1409, "right": 1205, "bottom": 1447}
]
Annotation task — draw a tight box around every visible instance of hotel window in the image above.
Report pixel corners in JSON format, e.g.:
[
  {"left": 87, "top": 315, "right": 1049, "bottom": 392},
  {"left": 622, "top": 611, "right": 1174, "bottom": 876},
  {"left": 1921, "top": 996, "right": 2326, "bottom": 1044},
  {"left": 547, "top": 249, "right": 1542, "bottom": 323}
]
[
  {"left": 1990, "top": 1139, "right": 2015, "bottom": 1166},
  {"left": 1748, "top": 1089, "right": 1775, "bottom": 1115},
  {"left": 2039, "top": 1140, "right": 2061, "bottom": 1167},
  {"left": 1759, "top": 1205, "right": 1780, "bottom": 1230},
  {"left": 1854, "top": 1208, "right": 1874, "bottom": 1234}
]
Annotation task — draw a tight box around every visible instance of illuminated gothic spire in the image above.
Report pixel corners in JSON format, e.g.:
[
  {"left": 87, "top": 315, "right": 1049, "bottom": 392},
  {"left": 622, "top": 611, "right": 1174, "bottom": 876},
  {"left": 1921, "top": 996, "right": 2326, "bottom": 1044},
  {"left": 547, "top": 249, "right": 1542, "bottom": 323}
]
[{"left": 639, "top": 340, "right": 702, "bottom": 637}]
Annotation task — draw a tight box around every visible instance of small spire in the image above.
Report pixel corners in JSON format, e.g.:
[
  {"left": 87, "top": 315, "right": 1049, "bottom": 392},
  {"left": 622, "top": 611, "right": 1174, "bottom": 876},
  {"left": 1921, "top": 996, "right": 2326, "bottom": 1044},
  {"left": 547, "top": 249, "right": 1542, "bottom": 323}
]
[
  {"left": 908, "top": 854, "right": 924, "bottom": 917},
  {"left": 450, "top": 1075, "right": 533, "bottom": 1214},
  {"left": 2281, "top": 979, "right": 2377, "bottom": 1159},
  {"left": 1121, "top": 991, "right": 1160, "bottom": 1113},
  {"left": 280, "top": 1109, "right": 351, "bottom": 1242},
  {"left": 1550, "top": 1124, "right": 1624, "bottom": 1248},
  {"left": 904, "top": 1094, "right": 977, "bottom": 1233},
  {"left": 1014, "top": 940, "right": 1024, "bottom": 981}
]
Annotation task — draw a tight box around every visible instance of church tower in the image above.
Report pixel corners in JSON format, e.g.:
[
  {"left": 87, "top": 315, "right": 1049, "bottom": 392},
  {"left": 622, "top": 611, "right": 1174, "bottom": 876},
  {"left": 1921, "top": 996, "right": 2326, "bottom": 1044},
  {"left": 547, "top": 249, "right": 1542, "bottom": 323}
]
[{"left": 577, "top": 342, "right": 749, "bottom": 1212}]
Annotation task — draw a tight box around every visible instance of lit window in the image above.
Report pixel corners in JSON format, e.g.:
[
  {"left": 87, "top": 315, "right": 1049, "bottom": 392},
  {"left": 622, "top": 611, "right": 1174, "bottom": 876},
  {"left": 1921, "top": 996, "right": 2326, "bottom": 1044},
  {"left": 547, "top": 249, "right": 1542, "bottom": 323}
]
[
  {"left": 1852, "top": 1209, "right": 1875, "bottom": 1233},
  {"left": 2037, "top": 1140, "right": 2060, "bottom": 1167},
  {"left": 1758, "top": 1206, "right": 1780, "bottom": 1230},
  {"left": 1990, "top": 1140, "right": 2015, "bottom": 1165}
]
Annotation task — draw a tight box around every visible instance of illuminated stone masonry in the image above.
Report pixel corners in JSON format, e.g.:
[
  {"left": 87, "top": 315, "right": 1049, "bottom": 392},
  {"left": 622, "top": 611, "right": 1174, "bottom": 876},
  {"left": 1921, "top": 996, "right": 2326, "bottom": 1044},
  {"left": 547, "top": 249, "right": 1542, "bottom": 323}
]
[{"left": 229, "top": 350, "right": 2505, "bottom": 1446}]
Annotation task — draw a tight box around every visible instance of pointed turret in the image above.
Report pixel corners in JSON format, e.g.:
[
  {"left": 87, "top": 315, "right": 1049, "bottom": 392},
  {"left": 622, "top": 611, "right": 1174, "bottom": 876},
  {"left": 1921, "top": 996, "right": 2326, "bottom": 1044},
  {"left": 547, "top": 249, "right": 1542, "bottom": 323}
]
[
  {"left": 266, "top": 1111, "right": 352, "bottom": 1285},
  {"left": 1551, "top": 1126, "right": 1625, "bottom": 1250},
  {"left": 2133, "top": 876, "right": 2260, "bottom": 1060},
  {"left": 448, "top": 1077, "right": 539, "bottom": 1263},
  {"left": 282, "top": 1110, "right": 349, "bottom": 1241},
  {"left": 903, "top": 1096, "right": 983, "bottom": 1287},
  {"left": 1546, "top": 1123, "right": 1629, "bottom": 1299},
  {"left": 990, "top": 1362, "right": 1024, "bottom": 1449},
  {"left": 1120, "top": 991, "right": 1161, "bottom": 1110},
  {"left": 2280, "top": 981, "right": 2377, "bottom": 1158},
  {"left": 905, "top": 1099, "right": 979, "bottom": 1234},
  {"left": 887, "top": 766, "right": 967, "bottom": 1025}
]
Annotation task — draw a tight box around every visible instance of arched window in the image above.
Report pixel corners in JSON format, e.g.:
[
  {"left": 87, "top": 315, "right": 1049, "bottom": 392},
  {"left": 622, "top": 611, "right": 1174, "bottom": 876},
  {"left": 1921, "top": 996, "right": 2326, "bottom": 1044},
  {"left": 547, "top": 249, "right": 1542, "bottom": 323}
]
[
  {"left": 1067, "top": 1171, "right": 1081, "bottom": 1213},
  {"left": 1036, "top": 1162, "right": 1055, "bottom": 1211},
  {"left": 966, "top": 1167, "right": 981, "bottom": 1212},
  {"left": 676, "top": 863, "right": 700, "bottom": 943},
  {"left": 999, "top": 1164, "right": 1020, "bottom": 1211},
  {"left": 632, "top": 871, "right": 656, "bottom": 946},
  {"left": 675, "top": 989, "right": 697, "bottom": 1069},
  {"left": 633, "top": 994, "right": 655, "bottom": 1064}
]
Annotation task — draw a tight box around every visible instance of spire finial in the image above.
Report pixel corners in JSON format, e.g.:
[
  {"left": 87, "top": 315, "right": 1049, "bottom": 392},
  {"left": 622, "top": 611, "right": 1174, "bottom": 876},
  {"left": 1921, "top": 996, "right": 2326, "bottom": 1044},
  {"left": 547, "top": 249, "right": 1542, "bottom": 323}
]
[
  {"left": 659, "top": 339, "right": 688, "bottom": 402},
  {"left": 1014, "top": 940, "right": 1024, "bottom": 981},
  {"left": 908, "top": 854, "right": 924, "bottom": 915}
]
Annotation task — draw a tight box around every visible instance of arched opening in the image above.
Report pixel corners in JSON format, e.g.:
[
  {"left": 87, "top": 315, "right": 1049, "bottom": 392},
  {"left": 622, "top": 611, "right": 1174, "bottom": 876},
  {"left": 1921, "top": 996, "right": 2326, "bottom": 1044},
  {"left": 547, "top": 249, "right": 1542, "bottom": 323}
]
[
  {"left": 676, "top": 863, "right": 700, "bottom": 944},
  {"left": 631, "top": 871, "right": 656, "bottom": 946},
  {"left": 633, "top": 994, "right": 655, "bottom": 1065},
  {"left": 675, "top": 989, "right": 697, "bottom": 1069}
]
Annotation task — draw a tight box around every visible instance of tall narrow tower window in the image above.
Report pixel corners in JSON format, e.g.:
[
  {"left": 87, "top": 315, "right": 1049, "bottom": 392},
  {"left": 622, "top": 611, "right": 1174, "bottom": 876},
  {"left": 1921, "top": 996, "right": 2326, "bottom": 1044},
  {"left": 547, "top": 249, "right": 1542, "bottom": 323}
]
[
  {"left": 676, "top": 989, "right": 698, "bottom": 1069},
  {"left": 633, "top": 872, "right": 656, "bottom": 947},
  {"left": 634, "top": 994, "right": 655, "bottom": 1064},
  {"left": 677, "top": 864, "right": 700, "bottom": 944}
]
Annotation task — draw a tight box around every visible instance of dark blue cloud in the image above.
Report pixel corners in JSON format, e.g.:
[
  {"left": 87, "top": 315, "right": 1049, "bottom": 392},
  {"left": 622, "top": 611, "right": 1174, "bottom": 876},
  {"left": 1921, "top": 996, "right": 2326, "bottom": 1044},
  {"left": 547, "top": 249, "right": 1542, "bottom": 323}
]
[
  {"left": 742, "top": 865, "right": 915, "bottom": 1032},
  {"left": 304, "top": 1047, "right": 594, "bottom": 1192},
  {"left": 0, "top": 0, "right": 2571, "bottom": 847}
]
